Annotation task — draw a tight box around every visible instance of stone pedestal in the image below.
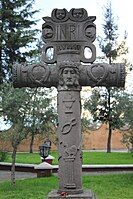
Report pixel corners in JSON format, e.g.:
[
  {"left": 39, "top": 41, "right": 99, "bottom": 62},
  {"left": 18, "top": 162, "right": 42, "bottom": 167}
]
[
  {"left": 47, "top": 190, "right": 98, "bottom": 199},
  {"left": 34, "top": 162, "right": 53, "bottom": 177}
]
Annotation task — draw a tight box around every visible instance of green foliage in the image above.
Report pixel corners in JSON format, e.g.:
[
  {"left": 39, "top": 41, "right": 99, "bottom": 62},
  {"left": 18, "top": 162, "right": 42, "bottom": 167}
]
[
  {"left": 83, "top": 1, "right": 131, "bottom": 153},
  {"left": 0, "top": 0, "right": 39, "bottom": 83},
  {"left": 98, "top": 1, "right": 118, "bottom": 61},
  {"left": 0, "top": 150, "right": 8, "bottom": 162},
  {"left": 25, "top": 87, "right": 57, "bottom": 133},
  {"left": 0, "top": 82, "right": 57, "bottom": 150},
  {"left": 123, "top": 95, "right": 133, "bottom": 129},
  {"left": 1, "top": 83, "right": 56, "bottom": 152},
  {"left": 0, "top": 82, "right": 57, "bottom": 184},
  {"left": 1, "top": 83, "right": 29, "bottom": 124},
  {"left": 122, "top": 131, "right": 133, "bottom": 153},
  {"left": 120, "top": 94, "right": 133, "bottom": 151},
  {"left": 84, "top": 88, "right": 129, "bottom": 129}
]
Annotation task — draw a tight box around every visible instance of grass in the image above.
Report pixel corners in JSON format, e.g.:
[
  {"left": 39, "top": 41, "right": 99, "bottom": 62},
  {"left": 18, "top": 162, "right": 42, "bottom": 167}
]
[
  {"left": 0, "top": 173, "right": 133, "bottom": 199},
  {"left": 83, "top": 151, "right": 133, "bottom": 165},
  {"left": 4, "top": 151, "right": 133, "bottom": 165}
]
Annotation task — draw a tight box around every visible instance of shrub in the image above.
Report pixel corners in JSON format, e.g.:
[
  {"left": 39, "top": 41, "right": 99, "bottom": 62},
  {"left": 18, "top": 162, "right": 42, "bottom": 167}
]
[{"left": 0, "top": 150, "right": 8, "bottom": 162}]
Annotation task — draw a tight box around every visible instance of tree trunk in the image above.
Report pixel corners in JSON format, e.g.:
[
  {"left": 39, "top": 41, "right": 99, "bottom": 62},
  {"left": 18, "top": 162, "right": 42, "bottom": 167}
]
[
  {"left": 0, "top": 14, "right": 3, "bottom": 84},
  {"left": 107, "top": 122, "right": 112, "bottom": 153},
  {"left": 11, "top": 146, "right": 17, "bottom": 186},
  {"left": 29, "top": 133, "right": 34, "bottom": 153},
  {"left": 107, "top": 88, "right": 112, "bottom": 153}
]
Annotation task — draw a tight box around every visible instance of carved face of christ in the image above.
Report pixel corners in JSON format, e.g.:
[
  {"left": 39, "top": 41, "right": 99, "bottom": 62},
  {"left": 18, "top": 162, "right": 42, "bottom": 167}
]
[{"left": 62, "top": 68, "right": 77, "bottom": 86}]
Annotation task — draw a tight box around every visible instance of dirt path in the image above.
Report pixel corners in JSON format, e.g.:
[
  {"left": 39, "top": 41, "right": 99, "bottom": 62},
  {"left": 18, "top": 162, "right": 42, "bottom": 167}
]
[{"left": 0, "top": 170, "right": 36, "bottom": 182}]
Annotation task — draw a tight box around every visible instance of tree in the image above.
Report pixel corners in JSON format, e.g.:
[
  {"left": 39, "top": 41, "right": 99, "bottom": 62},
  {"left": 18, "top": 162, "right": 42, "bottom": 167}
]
[
  {"left": 0, "top": 83, "right": 30, "bottom": 185},
  {"left": 121, "top": 94, "right": 133, "bottom": 152},
  {"left": 0, "top": 82, "right": 57, "bottom": 184},
  {"left": 25, "top": 87, "right": 57, "bottom": 153},
  {"left": 83, "top": 1, "right": 129, "bottom": 152},
  {"left": 0, "top": 0, "right": 39, "bottom": 83}
]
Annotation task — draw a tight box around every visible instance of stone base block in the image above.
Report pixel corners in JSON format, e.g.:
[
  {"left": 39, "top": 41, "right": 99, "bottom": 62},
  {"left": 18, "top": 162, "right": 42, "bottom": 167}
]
[{"left": 47, "top": 189, "right": 98, "bottom": 199}]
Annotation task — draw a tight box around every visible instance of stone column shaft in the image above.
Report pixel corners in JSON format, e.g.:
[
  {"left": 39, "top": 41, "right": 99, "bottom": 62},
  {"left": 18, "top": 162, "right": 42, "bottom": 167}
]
[{"left": 57, "top": 90, "right": 83, "bottom": 194}]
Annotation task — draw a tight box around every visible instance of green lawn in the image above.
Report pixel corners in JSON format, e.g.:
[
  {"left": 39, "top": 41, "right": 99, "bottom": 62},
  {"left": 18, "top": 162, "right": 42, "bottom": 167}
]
[
  {"left": 0, "top": 173, "right": 133, "bottom": 199},
  {"left": 4, "top": 151, "right": 133, "bottom": 165}
]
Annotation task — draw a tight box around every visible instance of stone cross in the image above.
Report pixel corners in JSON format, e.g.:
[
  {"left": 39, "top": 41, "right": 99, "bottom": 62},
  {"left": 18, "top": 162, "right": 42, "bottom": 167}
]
[{"left": 13, "top": 8, "right": 125, "bottom": 198}]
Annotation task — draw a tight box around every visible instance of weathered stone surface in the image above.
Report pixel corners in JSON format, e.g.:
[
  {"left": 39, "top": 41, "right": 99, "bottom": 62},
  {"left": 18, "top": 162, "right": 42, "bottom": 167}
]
[
  {"left": 34, "top": 162, "right": 53, "bottom": 177},
  {"left": 12, "top": 8, "right": 125, "bottom": 199},
  {"left": 34, "top": 162, "right": 53, "bottom": 170},
  {"left": 47, "top": 189, "right": 98, "bottom": 199}
]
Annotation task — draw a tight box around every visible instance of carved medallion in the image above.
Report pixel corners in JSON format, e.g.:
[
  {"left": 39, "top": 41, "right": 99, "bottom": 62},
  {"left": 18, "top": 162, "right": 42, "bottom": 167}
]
[
  {"left": 51, "top": 9, "right": 69, "bottom": 22},
  {"left": 87, "top": 63, "right": 108, "bottom": 85},
  {"left": 28, "top": 63, "right": 50, "bottom": 85}
]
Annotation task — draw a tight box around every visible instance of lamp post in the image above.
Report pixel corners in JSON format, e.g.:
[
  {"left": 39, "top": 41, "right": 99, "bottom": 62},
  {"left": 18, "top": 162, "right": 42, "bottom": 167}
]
[{"left": 39, "top": 143, "right": 51, "bottom": 160}]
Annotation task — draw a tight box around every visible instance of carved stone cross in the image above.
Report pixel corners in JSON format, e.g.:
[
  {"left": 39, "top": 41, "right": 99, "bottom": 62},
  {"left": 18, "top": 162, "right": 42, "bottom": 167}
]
[{"left": 13, "top": 8, "right": 125, "bottom": 198}]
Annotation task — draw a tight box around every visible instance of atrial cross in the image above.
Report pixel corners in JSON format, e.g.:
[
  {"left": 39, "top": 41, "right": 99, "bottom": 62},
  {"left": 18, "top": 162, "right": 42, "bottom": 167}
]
[{"left": 13, "top": 8, "right": 125, "bottom": 196}]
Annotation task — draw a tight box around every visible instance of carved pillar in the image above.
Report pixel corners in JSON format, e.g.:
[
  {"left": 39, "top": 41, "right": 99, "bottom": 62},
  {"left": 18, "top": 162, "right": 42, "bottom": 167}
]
[
  {"left": 56, "top": 53, "right": 83, "bottom": 194},
  {"left": 57, "top": 90, "right": 82, "bottom": 194}
]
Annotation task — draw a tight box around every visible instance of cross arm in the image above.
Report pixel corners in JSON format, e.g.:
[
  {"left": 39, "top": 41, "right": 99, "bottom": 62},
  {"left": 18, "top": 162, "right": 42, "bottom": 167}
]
[
  {"left": 79, "top": 63, "right": 125, "bottom": 88},
  {"left": 12, "top": 62, "right": 58, "bottom": 88}
]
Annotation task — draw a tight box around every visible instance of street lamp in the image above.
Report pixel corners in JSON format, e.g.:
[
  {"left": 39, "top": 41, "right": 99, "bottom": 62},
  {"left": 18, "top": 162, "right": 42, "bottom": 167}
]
[{"left": 39, "top": 143, "right": 51, "bottom": 159}]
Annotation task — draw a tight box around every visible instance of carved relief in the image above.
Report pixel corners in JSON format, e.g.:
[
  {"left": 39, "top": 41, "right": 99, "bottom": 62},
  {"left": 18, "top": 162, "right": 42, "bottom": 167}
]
[
  {"left": 64, "top": 145, "right": 77, "bottom": 159},
  {"left": 63, "top": 93, "right": 75, "bottom": 114},
  {"left": 12, "top": 63, "right": 28, "bottom": 87},
  {"left": 28, "top": 63, "right": 50, "bottom": 86},
  {"left": 57, "top": 43, "right": 81, "bottom": 54},
  {"left": 58, "top": 139, "right": 82, "bottom": 189},
  {"left": 69, "top": 8, "right": 88, "bottom": 21},
  {"left": 84, "top": 22, "right": 96, "bottom": 42},
  {"left": 119, "top": 63, "right": 125, "bottom": 86},
  {"left": 61, "top": 118, "right": 77, "bottom": 135},
  {"left": 63, "top": 68, "right": 78, "bottom": 86},
  {"left": 58, "top": 62, "right": 80, "bottom": 90},
  {"left": 64, "top": 160, "right": 76, "bottom": 188},
  {"left": 42, "top": 24, "right": 54, "bottom": 39},
  {"left": 42, "top": 8, "right": 96, "bottom": 64},
  {"left": 87, "top": 63, "right": 108, "bottom": 85},
  {"left": 58, "top": 142, "right": 78, "bottom": 188},
  {"left": 51, "top": 9, "right": 69, "bottom": 22}
]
